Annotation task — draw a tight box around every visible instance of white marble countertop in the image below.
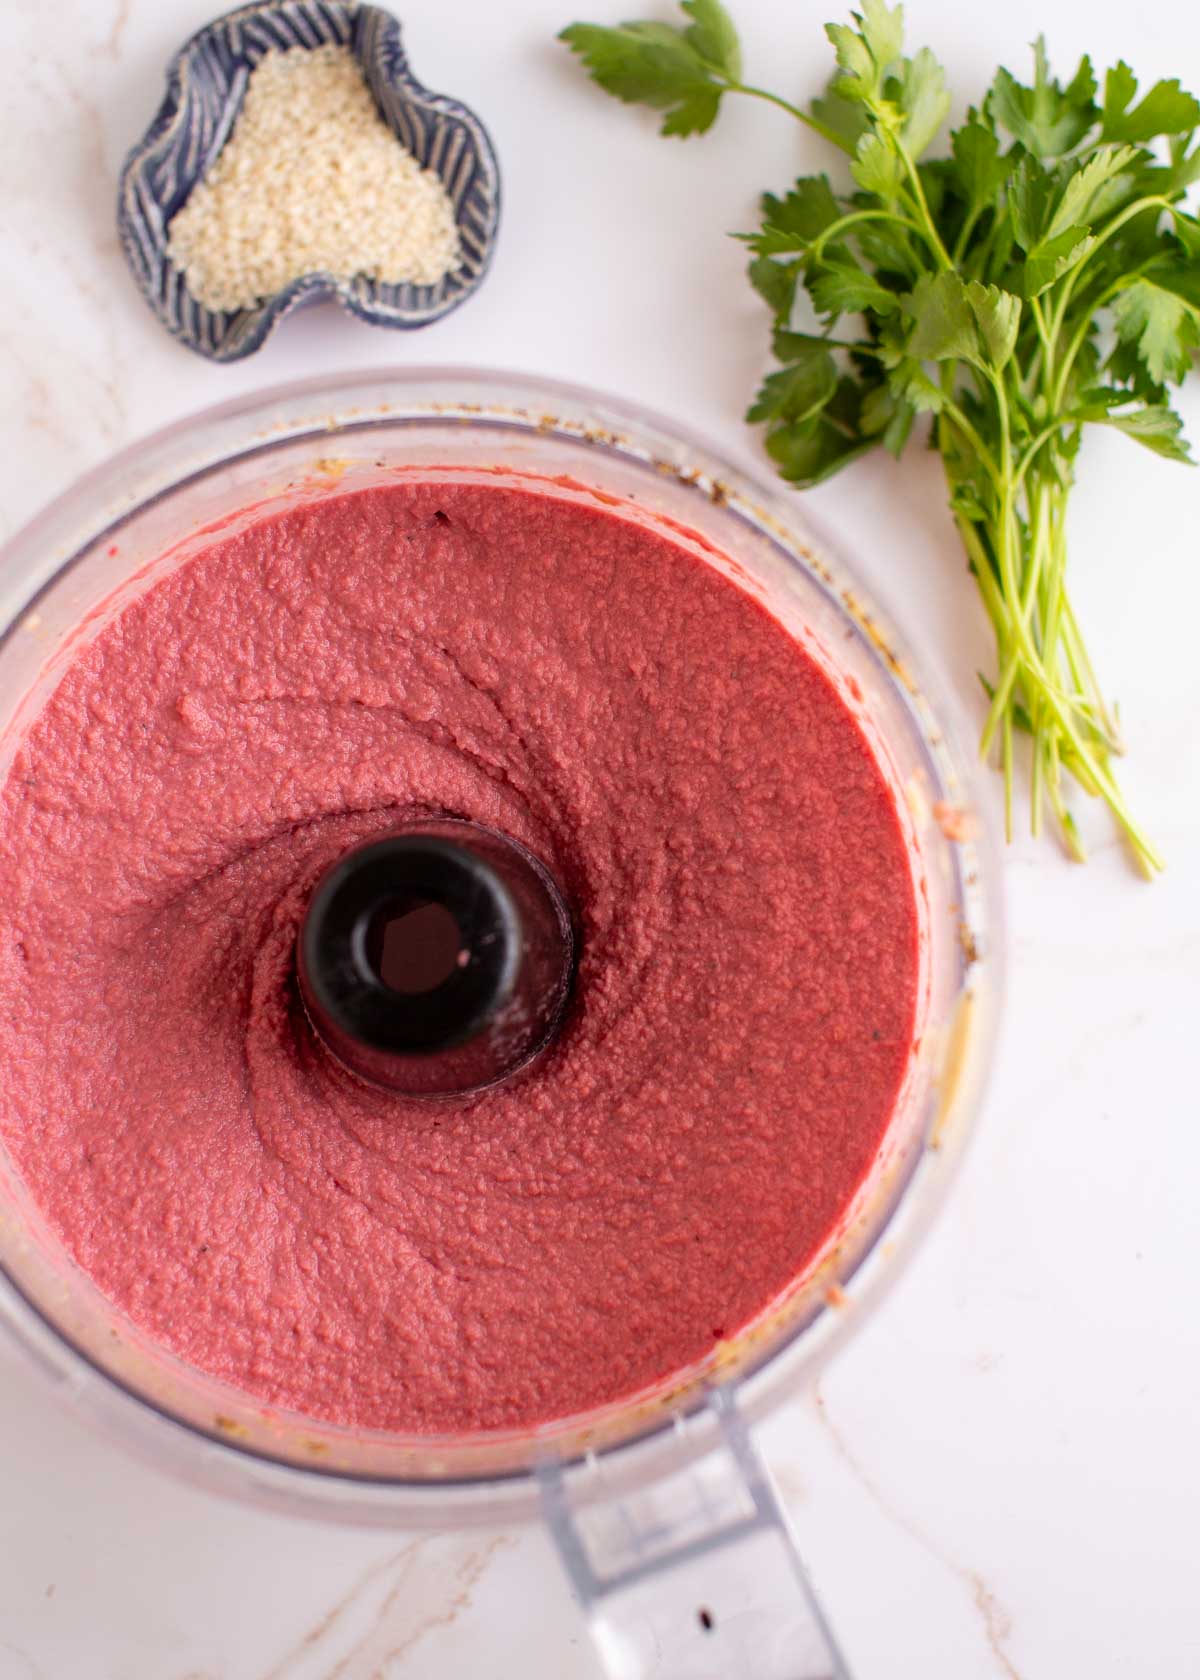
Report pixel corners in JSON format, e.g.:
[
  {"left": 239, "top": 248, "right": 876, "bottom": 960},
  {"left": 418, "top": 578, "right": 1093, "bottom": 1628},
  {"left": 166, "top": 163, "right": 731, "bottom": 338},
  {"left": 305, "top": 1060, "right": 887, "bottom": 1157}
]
[{"left": 1, "top": 0, "right": 1197, "bottom": 1675}]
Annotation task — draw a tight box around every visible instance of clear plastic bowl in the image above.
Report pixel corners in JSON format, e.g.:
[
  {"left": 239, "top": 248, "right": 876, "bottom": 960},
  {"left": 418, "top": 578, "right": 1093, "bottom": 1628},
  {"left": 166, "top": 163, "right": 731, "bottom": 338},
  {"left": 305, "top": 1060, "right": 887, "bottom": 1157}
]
[{"left": 0, "top": 368, "right": 1002, "bottom": 1535}]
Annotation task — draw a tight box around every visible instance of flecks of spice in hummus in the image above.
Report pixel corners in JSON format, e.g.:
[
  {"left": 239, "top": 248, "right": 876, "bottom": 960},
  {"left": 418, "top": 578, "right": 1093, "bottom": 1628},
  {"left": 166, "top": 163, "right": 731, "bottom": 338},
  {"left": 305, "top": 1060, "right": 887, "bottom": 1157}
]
[{"left": 0, "top": 477, "right": 919, "bottom": 1434}]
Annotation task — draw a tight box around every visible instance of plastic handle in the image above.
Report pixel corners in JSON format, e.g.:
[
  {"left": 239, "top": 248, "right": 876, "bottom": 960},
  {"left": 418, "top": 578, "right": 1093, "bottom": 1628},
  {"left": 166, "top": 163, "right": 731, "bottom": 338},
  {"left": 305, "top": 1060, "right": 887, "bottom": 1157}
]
[{"left": 539, "top": 1386, "right": 851, "bottom": 1680}]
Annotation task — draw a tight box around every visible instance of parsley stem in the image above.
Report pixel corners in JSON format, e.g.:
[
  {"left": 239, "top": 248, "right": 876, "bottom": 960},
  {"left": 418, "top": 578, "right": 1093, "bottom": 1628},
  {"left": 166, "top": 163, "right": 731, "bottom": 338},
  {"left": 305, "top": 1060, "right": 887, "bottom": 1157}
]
[
  {"left": 1048, "top": 254, "right": 1163, "bottom": 411},
  {"left": 1047, "top": 194, "right": 1177, "bottom": 348},
  {"left": 972, "top": 374, "right": 1132, "bottom": 860},
  {"left": 978, "top": 371, "right": 1019, "bottom": 779},
  {"left": 953, "top": 514, "right": 1004, "bottom": 631},
  {"left": 1061, "top": 594, "right": 1123, "bottom": 747},
  {"left": 973, "top": 450, "right": 1163, "bottom": 872},
  {"left": 1047, "top": 770, "right": 1088, "bottom": 863},
  {"left": 939, "top": 394, "right": 1002, "bottom": 488},
  {"left": 1028, "top": 296, "right": 1056, "bottom": 387},
  {"left": 1029, "top": 475, "right": 1065, "bottom": 838},
  {"left": 730, "top": 82, "right": 856, "bottom": 154},
  {"left": 951, "top": 203, "right": 985, "bottom": 268},
  {"left": 809, "top": 207, "right": 930, "bottom": 262},
  {"left": 1013, "top": 421, "right": 1068, "bottom": 490},
  {"left": 895, "top": 145, "right": 953, "bottom": 271}
]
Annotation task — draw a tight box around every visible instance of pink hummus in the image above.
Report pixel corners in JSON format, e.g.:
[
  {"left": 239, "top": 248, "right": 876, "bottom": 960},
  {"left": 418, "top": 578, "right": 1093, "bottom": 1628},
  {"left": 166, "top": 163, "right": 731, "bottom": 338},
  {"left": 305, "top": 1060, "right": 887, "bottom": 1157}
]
[{"left": 0, "top": 478, "right": 919, "bottom": 1434}]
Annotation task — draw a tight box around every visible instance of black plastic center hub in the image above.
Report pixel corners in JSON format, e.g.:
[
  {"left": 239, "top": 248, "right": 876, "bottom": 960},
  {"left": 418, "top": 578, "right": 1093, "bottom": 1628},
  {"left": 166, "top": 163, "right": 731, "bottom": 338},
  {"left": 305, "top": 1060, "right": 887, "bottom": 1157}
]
[
  {"left": 297, "top": 820, "right": 574, "bottom": 1097},
  {"left": 367, "top": 897, "right": 464, "bottom": 996}
]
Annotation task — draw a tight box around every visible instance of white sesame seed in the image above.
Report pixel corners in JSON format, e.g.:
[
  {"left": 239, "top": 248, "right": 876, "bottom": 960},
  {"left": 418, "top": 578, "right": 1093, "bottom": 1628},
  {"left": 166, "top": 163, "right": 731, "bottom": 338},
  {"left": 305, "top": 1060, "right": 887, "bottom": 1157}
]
[{"left": 166, "top": 45, "right": 464, "bottom": 313}]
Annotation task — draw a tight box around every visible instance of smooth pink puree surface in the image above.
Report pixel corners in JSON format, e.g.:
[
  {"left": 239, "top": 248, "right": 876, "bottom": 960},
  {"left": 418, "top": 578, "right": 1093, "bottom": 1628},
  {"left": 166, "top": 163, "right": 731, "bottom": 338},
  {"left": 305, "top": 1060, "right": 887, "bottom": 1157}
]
[{"left": 0, "top": 479, "right": 918, "bottom": 1434}]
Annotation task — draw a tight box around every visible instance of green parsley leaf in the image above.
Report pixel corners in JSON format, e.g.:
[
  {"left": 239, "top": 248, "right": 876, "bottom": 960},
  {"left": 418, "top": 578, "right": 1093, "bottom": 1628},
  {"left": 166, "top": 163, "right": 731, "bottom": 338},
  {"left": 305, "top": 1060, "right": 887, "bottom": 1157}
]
[
  {"left": 852, "top": 215, "right": 923, "bottom": 281},
  {"left": 765, "top": 377, "right": 875, "bottom": 485},
  {"left": 747, "top": 255, "right": 800, "bottom": 319},
  {"left": 860, "top": 381, "right": 916, "bottom": 455},
  {"left": 825, "top": 19, "right": 876, "bottom": 96},
  {"left": 660, "top": 86, "right": 722, "bottom": 136},
  {"left": 988, "top": 40, "right": 1098, "bottom": 157},
  {"left": 680, "top": 0, "right": 742, "bottom": 78},
  {"left": 746, "top": 348, "right": 838, "bottom": 423},
  {"left": 857, "top": 0, "right": 905, "bottom": 78},
  {"left": 761, "top": 177, "right": 842, "bottom": 243},
  {"left": 558, "top": 20, "right": 727, "bottom": 136},
  {"left": 893, "top": 46, "right": 952, "bottom": 158},
  {"left": 826, "top": 0, "right": 903, "bottom": 101},
  {"left": 968, "top": 279, "right": 1022, "bottom": 369},
  {"left": 859, "top": 379, "right": 896, "bottom": 432},
  {"left": 1154, "top": 257, "right": 1200, "bottom": 313},
  {"left": 1046, "top": 144, "right": 1141, "bottom": 239},
  {"left": 1105, "top": 405, "right": 1195, "bottom": 462},
  {"left": 739, "top": 178, "right": 843, "bottom": 257},
  {"left": 1174, "top": 212, "right": 1200, "bottom": 260},
  {"left": 851, "top": 132, "right": 905, "bottom": 198},
  {"left": 810, "top": 259, "right": 902, "bottom": 318},
  {"left": 904, "top": 272, "right": 1020, "bottom": 369},
  {"left": 1145, "top": 139, "right": 1200, "bottom": 200},
  {"left": 810, "top": 79, "right": 871, "bottom": 149},
  {"left": 1018, "top": 226, "right": 1095, "bottom": 299},
  {"left": 1101, "top": 62, "right": 1200, "bottom": 143},
  {"left": 1073, "top": 390, "right": 1195, "bottom": 461},
  {"left": 1008, "top": 154, "right": 1056, "bottom": 251},
  {"left": 951, "top": 112, "right": 1007, "bottom": 216},
  {"left": 883, "top": 400, "right": 916, "bottom": 455},
  {"left": 772, "top": 327, "right": 843, "bottom": 359},
  {"left": 1112, "top": 272, "right": 1200, "bottom": 384},
  {"left": 888, "top": 357, "right": 946, "bottom": 414},
  {"left": 740, "top": 225, "right": 810, "bottom": 257},
  {"left": 904, "top": 271, "right": 979, "bottom": 362},
  {"left": 954, "top": 485, "right": 992, "bottom": 526}
]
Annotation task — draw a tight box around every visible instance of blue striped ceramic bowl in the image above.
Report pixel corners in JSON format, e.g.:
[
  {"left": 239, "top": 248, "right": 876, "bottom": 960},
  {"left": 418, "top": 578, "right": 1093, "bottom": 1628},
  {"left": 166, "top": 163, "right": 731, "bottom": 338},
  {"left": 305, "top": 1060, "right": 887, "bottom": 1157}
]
[{"left": 118, "top": 1, "right": 500, "bottom": 362}]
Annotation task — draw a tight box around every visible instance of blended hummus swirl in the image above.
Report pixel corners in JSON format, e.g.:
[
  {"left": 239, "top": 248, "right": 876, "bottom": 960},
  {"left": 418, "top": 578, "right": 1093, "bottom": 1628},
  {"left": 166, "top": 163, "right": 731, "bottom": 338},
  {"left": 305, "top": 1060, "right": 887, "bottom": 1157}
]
[{"left": 0, "top": 477, "right": 919, "bottom": 1433}]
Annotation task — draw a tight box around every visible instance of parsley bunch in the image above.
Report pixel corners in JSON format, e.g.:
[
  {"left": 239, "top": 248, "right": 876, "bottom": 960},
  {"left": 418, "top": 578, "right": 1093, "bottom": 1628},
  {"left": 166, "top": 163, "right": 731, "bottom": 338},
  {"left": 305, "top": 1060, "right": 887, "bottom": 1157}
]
[{"left": 561, "top": 0, "right": 1200, "bottom": 873}]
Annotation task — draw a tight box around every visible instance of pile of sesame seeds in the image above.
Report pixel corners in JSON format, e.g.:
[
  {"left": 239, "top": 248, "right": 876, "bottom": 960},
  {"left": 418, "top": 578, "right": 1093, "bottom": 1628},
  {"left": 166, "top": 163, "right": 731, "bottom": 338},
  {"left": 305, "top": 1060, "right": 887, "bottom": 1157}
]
[{"left": 166, "top": 45, "right": 463, "bottom": 313}]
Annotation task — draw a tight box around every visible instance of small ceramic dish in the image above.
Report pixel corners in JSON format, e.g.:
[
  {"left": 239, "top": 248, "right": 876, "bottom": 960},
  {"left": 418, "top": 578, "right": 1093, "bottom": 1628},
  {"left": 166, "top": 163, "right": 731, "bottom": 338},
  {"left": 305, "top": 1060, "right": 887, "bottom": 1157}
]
[{"left": 117, "top": 1, "right": 500, "bottom": 362}]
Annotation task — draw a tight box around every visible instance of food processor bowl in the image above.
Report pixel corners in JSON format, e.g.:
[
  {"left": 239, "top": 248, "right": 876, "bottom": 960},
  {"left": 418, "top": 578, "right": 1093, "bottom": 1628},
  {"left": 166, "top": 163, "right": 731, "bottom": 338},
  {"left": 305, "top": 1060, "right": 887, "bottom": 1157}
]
[{"left": 0, "top": 369, "right": 1003, "bottom": 1678}]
